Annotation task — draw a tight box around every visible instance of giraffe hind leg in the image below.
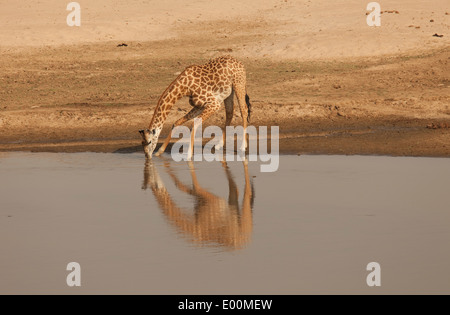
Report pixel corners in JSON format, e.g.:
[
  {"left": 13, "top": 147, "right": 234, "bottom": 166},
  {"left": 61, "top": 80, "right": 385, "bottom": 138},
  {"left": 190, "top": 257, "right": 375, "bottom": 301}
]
[
  {"left": 233, "top": 83, "right": 248, "bottom": 152},
  {"left": 216, "top": 90, "right": 234, "bottom": 151},
  {"left": 187, "top": 101, "right": 222, "bottom": 160}
]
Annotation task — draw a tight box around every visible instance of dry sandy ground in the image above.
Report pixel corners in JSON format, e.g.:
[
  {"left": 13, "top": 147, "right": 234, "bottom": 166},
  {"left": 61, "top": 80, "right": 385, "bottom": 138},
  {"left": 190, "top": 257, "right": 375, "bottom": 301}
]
[{"left": 0, "top": 0, "right": 449, "bottom": 155}]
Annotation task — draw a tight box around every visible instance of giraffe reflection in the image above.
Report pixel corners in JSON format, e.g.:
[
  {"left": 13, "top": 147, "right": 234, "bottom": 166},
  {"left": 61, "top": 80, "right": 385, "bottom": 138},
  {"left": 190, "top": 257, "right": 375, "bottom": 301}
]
[{"left": 142, "top": 161, "right": 254, "bottom": 250}]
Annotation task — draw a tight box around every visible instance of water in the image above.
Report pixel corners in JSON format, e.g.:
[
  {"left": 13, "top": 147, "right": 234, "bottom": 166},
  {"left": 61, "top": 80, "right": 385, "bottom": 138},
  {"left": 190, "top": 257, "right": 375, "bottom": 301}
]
[{"left": 0, "top": 152, "right": 449, "bottom": 294}]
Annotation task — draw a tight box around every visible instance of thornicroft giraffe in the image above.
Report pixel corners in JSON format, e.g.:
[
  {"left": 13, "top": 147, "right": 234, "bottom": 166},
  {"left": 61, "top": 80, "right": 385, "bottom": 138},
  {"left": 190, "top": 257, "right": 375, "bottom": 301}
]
[{"left": 139, "top": 55, "right": 252, "bottom": 159}]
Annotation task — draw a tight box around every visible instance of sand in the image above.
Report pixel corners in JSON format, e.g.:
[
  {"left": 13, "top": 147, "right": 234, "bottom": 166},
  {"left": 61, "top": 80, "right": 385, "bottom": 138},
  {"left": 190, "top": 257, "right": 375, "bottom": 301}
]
[
  {"left": 2, "top": 0, "right": 448, "bottom": 58},
  {"left": 0, "top": 0, "right": 449, "bottom": 155}
]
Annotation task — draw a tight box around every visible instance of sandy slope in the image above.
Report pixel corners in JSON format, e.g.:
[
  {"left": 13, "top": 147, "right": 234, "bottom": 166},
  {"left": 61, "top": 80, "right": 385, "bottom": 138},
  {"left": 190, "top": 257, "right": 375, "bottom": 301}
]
[
  {"left": 1, "top": 0, "right": 448, "bottom": 59},
  {"left": 0, "top": 0, "right": 275, "bottom": 46}
]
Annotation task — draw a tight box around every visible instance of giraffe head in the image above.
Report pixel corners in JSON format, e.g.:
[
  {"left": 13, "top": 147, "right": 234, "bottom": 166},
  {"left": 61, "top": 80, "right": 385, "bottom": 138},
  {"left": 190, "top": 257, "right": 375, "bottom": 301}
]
[{"left": 139, "top": 128, "right": 161, "bottom": 158}]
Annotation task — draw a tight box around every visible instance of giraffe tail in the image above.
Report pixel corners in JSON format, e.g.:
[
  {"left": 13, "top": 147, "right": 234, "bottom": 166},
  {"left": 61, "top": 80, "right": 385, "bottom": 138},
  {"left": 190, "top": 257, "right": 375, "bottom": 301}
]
[{"left": 245, "top": 93, "right": 251, "bottom": 123}]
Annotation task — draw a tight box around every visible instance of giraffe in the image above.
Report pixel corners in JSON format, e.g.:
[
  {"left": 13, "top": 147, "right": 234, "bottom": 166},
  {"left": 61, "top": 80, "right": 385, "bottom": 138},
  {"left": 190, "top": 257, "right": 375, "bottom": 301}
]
[
  {"left": 139, "top": 55, "right": 252, "bottom": 159},
  {"left": 142, "top": 160, "right": 254, "bottom": 250}
]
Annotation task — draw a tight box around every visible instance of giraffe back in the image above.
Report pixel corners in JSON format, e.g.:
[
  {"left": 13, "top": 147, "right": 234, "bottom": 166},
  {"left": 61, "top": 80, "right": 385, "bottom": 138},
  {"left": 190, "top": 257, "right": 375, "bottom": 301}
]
[{"left": 183, "top": 55, "right": 246, "bottom": 105}]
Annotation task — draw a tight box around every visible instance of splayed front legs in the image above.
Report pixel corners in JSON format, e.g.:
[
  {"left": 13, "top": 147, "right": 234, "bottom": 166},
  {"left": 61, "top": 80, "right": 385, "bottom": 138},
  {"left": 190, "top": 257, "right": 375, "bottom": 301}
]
[{"left": 152, "top": 102, "right": 221, "bottom": 160}]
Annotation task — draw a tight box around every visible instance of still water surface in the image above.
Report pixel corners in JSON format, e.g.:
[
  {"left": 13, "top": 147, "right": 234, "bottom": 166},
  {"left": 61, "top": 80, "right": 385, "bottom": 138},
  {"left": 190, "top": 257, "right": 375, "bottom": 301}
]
[{"left": 0, "top": 152, "right": 449, "bottom": 294}]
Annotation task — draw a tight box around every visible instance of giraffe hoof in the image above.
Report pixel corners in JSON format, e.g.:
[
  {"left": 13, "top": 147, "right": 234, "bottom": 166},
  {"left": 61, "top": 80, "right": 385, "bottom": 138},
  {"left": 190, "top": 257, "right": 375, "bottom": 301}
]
[{"left": 214, "top": 141, "right": 224, "bottom": 151}]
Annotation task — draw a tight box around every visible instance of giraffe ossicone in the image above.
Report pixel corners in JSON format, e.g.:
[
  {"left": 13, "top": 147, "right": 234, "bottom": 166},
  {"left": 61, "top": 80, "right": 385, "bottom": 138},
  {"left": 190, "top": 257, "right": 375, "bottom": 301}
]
[{"left": 139, "top": 55, "right": 251, "bottom": 159}]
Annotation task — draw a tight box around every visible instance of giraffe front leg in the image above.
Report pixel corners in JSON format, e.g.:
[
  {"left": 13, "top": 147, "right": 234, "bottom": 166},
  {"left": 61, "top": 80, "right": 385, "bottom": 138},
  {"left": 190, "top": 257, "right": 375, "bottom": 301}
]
[
  {"left": 187, "top": 119, "right": 198, "bottom": 161},
  {"left": 239, "top": 133, "right": 247, "bottom": 153},
  {"left": 215, "top": 135, "right": 225, "bottom": 151},
  {"left": 187, "top": 102, "right": 221, "bottom": 160},
  {"left": 154, "top": 126, "right": 175, "bottom": 157},
  {"left": 155, "top": 107, "right": 204, "bottom": 157}
]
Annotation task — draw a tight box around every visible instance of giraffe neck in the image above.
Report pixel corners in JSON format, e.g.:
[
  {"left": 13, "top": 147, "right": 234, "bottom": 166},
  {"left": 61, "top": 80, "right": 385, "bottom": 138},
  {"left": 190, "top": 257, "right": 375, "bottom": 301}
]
[{"left": 148, "top": 77, "right": 187, "bottom": 131}]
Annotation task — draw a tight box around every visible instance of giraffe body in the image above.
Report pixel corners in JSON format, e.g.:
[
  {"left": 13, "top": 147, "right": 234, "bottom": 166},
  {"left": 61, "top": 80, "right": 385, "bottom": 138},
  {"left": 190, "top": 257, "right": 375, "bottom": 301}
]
[{"left": 139, "top": 55, "right": 251, "bottom": 159}]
